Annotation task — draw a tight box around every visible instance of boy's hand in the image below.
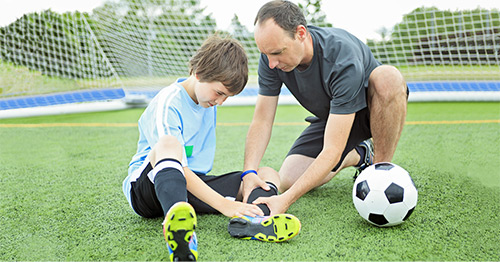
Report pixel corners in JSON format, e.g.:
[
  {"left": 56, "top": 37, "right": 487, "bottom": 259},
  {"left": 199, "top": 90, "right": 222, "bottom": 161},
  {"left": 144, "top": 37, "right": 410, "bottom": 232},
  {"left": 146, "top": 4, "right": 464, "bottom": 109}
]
[
  {"left": 220, "top": 200, "right": 264, "bottom": 218},
  {"left": 241, "top": 172, "right": 270, "bottom": 203}
]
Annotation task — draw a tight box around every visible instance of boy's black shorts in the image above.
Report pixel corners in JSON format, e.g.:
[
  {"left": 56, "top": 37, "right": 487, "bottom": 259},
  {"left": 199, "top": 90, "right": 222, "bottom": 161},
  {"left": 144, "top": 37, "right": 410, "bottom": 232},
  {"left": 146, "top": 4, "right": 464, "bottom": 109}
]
[
  {"left": 130, "top": 162, "right": 242, "bottom": 218},
  {"left": 287, "top": 85, "right": 409, "bottom": 172}
]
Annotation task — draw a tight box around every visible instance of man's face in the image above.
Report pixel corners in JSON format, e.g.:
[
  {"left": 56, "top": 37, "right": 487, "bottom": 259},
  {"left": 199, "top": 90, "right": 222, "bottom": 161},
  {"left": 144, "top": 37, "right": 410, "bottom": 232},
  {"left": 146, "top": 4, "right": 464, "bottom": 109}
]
[{"left": 254, "top": 19, "right": 305, "bottom": 72}]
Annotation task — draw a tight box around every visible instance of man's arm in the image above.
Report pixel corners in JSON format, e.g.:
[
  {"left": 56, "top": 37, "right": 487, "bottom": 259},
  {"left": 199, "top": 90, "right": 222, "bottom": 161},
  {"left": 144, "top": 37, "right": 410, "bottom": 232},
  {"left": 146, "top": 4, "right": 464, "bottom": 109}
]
[
  {"left": 244, "top": 94, "right": 279, "bottom": 170},
  {"left": 254, "top": 113, "right": 355, "bottom": 214},
  {"left": 241, "top": 94, "right": 279, "bottom": 202}
]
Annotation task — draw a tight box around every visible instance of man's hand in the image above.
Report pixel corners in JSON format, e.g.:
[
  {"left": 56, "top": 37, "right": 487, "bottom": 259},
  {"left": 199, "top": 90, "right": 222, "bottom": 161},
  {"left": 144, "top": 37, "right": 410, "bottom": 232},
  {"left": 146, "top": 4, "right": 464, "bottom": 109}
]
[
  {"left": 241, "top": 172, "right": 270, "bottom": 203},
  {"left": 252, "top": 195, "right": 291, "bottom": 215}
]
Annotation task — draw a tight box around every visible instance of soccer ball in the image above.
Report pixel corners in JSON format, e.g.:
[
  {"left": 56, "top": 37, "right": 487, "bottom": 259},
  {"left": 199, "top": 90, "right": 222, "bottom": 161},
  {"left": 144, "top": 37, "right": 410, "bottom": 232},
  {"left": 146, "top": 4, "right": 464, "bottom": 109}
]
[{"left": 352, "top": 162, "right": 417, "bottom": 227}]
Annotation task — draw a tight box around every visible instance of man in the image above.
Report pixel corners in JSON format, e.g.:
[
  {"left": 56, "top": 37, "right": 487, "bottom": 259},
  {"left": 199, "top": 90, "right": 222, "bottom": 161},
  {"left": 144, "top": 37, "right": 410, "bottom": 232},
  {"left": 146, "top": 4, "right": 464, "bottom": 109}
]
[{"left": 241, "top": 0, "right": 408, "bottom": 214}]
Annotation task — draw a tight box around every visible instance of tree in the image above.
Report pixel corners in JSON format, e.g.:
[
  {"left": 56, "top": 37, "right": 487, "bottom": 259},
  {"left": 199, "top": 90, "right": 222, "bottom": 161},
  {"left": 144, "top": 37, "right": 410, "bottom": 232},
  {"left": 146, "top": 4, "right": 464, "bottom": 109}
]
[{"left": 298, "top": 0, "right": 332, "bottom": 27}]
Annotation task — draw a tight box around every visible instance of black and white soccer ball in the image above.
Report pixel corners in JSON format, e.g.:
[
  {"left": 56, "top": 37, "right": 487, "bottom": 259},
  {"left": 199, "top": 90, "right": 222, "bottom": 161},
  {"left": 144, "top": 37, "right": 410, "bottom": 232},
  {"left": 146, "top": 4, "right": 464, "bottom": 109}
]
[{"left": 352, "top": 162, "right": 417, "bottom": 227}]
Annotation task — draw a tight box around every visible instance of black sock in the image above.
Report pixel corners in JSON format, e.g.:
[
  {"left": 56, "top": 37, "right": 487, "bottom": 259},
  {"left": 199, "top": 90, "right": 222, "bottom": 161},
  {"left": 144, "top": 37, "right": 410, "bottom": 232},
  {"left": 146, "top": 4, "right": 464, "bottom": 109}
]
[
  {"left": 354, "top": 145, "right": 366, "bottom": 166},
  {"left": 246, "top": 182, "right": 278, "bottom": 216},
  {"left": 153, "top": 159, "right": 187, "bottom": 216}
]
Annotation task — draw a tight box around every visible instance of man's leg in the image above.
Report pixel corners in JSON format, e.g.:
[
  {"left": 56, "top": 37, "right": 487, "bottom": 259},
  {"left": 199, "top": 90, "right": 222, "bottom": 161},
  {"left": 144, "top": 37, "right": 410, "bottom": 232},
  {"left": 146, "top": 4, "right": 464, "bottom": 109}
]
[
  {"left": 279, "top": 151, "right": 360, "bottom": 192},
  {"left": 278, "top": 115, "right": 371, "bottom": 192},
  {"left": 367, "top": 65, "right": 407, "bottom": 163}
]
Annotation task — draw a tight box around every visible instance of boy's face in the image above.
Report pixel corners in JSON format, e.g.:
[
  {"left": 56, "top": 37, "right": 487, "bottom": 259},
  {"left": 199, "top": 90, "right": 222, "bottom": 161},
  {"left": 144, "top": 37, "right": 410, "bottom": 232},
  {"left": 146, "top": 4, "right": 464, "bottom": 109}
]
[{"left": 194, "top": 80, "right": 233, "bottom": 108}]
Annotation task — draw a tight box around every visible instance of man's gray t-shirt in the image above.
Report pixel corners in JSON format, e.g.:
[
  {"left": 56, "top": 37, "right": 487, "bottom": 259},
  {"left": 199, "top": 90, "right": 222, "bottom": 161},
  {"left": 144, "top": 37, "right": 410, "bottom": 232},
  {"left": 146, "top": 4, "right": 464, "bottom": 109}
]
[{"left": 258, "top": 26, "right": 381, "bottom": 120}]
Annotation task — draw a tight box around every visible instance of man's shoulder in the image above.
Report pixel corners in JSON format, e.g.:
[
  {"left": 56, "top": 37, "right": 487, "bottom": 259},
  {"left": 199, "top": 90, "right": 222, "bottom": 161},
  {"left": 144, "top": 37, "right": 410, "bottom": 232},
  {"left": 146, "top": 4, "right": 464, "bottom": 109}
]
[{"left": 309, "top": 26, "right": 358, "bottom": 47}]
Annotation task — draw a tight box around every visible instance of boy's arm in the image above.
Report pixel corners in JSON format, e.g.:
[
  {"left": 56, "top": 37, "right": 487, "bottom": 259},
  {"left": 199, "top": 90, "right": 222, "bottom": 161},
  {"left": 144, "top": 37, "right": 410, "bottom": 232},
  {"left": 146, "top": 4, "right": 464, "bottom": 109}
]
[{"left": 183, "top": 167, "right": 264, "bottom": 218}]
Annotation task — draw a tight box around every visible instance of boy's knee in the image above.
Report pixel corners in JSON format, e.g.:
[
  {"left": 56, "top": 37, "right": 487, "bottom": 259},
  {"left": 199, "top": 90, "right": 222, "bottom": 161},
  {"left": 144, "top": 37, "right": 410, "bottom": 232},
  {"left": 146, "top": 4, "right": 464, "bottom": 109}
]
[
  {"left": 157, "top": 135, "right": 181, "bottom": 148},
  {"left": 150, "top": 135, "right": 183, "bottom": 166}
]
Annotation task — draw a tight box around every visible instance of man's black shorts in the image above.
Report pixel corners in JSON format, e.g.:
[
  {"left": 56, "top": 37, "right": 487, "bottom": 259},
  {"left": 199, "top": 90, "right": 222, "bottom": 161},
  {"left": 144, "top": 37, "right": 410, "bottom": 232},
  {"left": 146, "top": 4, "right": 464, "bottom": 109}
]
[
  {"left": 286, "top": 107, "right": 372, "bottom": 172},
  {"left": 130, "top": 162, "right": 242, "bottom": 218}
]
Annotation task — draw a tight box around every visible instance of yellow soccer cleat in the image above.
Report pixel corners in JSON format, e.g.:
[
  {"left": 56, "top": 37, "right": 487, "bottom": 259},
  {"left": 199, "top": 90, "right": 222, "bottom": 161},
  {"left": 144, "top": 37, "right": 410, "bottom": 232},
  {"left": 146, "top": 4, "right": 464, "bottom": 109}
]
[
  {"left": 228, "top": 214, "right": 301, "bottom": 242},
  {"left": 163, "top": 202, "right": 198, "bottom": 261}
]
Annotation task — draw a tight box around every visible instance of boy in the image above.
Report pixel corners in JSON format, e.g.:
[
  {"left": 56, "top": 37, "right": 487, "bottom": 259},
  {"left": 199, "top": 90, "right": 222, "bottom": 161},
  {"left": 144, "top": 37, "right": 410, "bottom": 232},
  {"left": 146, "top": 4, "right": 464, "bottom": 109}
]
[{"left": 122, "top": 35, "right": 301, "bottom": 261}]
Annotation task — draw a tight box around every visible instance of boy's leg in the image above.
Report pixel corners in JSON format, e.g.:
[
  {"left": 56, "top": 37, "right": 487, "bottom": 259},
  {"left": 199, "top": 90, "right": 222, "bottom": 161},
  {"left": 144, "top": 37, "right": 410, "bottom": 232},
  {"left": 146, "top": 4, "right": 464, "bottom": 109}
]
[
  {"left": 228, "top": 167, "right": 301, "bottom": 242},
  {"left": 149, "top": 135, "right": 188, "bottom": 215},
  {"left": 245, "top": 167, "right": 280, "bottom": 216},
  {"left": 150, "top": 135, "right": 198, "bottom": 261}
]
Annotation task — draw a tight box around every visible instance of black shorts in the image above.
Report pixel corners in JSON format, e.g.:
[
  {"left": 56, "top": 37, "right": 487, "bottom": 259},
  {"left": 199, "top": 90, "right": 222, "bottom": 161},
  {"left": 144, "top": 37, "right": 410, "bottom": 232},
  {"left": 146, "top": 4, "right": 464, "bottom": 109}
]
[
  {"left": 130, "top": 162, "right": 242, "bottom": 218},
  {"left": 287, "top": 107, "right": 372, "bottom": 172},
  {"left": 287, "top": 85, "right": 409, "bottom": 172}
]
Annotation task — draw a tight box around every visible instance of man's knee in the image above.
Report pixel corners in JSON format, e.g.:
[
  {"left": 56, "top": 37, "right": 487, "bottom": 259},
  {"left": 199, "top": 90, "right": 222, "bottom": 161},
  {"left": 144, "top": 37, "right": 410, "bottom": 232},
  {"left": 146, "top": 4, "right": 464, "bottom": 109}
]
[
  {"left": 257, "top": 167, "right": 279, "bottom": 184},
  {"left": 368, "top": 65, "right": 406, "bottom": 98}
]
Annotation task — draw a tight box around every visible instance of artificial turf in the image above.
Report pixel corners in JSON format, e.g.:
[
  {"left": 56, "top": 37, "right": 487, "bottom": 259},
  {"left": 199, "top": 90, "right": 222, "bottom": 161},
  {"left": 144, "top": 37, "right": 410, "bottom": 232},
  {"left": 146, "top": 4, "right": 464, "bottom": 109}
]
[{"left": 0, "top": 102, "right": 498, "bottom": 260}]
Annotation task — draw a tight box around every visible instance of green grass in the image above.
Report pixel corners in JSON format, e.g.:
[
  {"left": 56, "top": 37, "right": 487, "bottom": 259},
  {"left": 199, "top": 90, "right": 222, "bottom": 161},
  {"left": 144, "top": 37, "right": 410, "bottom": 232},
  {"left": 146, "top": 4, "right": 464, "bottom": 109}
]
[{"left": 0, "top": 102, "right": 499, "bottom": 260}]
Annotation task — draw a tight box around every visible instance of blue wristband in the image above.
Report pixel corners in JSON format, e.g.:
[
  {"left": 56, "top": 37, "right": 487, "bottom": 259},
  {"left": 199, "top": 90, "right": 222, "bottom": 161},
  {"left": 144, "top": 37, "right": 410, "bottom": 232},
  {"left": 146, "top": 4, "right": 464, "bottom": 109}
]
[{"left": 240, "top": 170, "right": 257, "bottom": 180}]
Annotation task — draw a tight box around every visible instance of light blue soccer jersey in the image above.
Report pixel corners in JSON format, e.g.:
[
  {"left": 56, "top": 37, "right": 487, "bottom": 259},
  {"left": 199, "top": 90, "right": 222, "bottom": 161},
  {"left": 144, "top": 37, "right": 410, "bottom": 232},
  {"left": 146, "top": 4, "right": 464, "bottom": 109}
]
[{"left": 128, "top": 78, "right": 217, "bottom": 176}]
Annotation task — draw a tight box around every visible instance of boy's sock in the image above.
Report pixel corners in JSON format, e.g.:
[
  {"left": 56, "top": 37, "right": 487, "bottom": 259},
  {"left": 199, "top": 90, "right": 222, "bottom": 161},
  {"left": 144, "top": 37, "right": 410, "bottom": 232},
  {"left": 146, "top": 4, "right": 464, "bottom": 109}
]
[
  {"left": 153, "top": 158, "right": 187, "bottom": 216},
  {"left": 246, "top": 182, "right": 278, "bottom": 216}
]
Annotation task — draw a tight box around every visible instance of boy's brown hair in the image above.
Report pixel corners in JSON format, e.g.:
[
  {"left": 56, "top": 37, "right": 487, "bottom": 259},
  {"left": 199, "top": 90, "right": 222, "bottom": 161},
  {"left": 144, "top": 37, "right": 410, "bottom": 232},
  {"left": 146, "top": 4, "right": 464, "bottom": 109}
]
[{"left": 189, "top": 35, "right": 248, "bottom": 94}]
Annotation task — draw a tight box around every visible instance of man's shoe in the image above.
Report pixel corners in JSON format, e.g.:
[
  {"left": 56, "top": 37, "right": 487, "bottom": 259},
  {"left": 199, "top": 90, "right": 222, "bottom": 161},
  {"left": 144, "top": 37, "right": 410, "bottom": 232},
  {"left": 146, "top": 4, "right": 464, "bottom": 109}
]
[
  {"left": 353, "top": 138, "right": 374, "bottom": 180},
  {"left": 163, "top": 202, "right": 198, "bottom": 261},
  {"left": 228, "top": 214, "right": 301, "bottom": 242}
]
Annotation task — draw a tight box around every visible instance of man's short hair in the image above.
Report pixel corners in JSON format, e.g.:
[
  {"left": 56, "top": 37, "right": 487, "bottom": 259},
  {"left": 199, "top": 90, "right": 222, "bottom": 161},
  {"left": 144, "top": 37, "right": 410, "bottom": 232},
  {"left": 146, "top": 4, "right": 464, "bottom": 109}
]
[
  {"left": 254, "top": 0, "right": 307, "bottom": 38},
  {"left": 189, "top": 35, "right": 248, "bottom": 94}
]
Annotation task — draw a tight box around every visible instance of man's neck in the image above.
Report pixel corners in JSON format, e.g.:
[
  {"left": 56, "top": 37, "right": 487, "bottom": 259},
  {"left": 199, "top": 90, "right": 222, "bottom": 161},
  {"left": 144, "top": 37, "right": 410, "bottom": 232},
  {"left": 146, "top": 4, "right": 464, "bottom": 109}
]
[{"left": 296, "top": 33, "right": 314, "bottom": 71}]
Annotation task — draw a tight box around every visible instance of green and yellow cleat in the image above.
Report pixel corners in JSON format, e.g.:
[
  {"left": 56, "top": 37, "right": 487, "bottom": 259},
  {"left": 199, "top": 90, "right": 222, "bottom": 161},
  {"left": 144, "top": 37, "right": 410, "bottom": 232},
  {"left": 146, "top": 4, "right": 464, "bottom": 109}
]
[
  {"left": 163, "top": 202, "right": 198, "bottom": 261},
  {"left": 227, "top": 214, "right": 301, "bottom": 242}
]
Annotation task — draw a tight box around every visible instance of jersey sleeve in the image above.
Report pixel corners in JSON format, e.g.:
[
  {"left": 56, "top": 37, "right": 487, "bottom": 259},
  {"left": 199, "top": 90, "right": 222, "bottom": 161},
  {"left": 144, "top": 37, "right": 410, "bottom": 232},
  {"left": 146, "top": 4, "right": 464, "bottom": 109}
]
[
  {"left": 257, "top": 54, "right": 282, "bottom": 96},
  {"left": 142, "top": 97, "right": 189, "bottom": 167}
]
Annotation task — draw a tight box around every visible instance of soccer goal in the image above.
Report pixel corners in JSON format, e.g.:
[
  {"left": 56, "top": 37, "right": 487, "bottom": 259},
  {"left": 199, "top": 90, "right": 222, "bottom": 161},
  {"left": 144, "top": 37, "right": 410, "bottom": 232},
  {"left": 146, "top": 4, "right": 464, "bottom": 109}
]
[
  {"left": 366, "top": 7, "right": 500, "bottom": 101},
  {"left": 0, "top": 1, "right": 499, "bottom": 117}
]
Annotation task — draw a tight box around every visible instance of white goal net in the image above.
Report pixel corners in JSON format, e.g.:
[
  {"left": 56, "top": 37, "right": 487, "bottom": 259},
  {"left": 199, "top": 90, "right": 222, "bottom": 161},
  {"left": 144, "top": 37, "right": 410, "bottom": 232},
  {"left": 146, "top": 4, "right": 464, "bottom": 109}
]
[{"left": 0, "top": 0, "right": 499, "bottom": 114}]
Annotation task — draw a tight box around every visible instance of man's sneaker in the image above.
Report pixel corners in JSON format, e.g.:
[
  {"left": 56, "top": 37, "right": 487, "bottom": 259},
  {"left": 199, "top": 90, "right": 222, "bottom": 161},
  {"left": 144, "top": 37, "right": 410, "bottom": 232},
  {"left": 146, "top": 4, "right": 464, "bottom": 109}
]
[
  {"left": 228, "top": 214, "right": 301, "bottom": 242},
  {"left": 353, "top": 138, "right": 374, "bottom": 180},
  {"left": 163, "top": 202, "right": 198, "bottom": 261}
]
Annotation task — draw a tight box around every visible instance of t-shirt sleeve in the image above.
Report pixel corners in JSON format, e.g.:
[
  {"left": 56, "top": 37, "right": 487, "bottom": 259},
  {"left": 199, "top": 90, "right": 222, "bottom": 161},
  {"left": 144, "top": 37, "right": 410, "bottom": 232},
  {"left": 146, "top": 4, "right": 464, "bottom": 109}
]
[
  {"left": 328, "top": 48, "right": 368, "bottom": 114},
  {"left": 257, "top": 54, "right": 282, "bottom": 96}
]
